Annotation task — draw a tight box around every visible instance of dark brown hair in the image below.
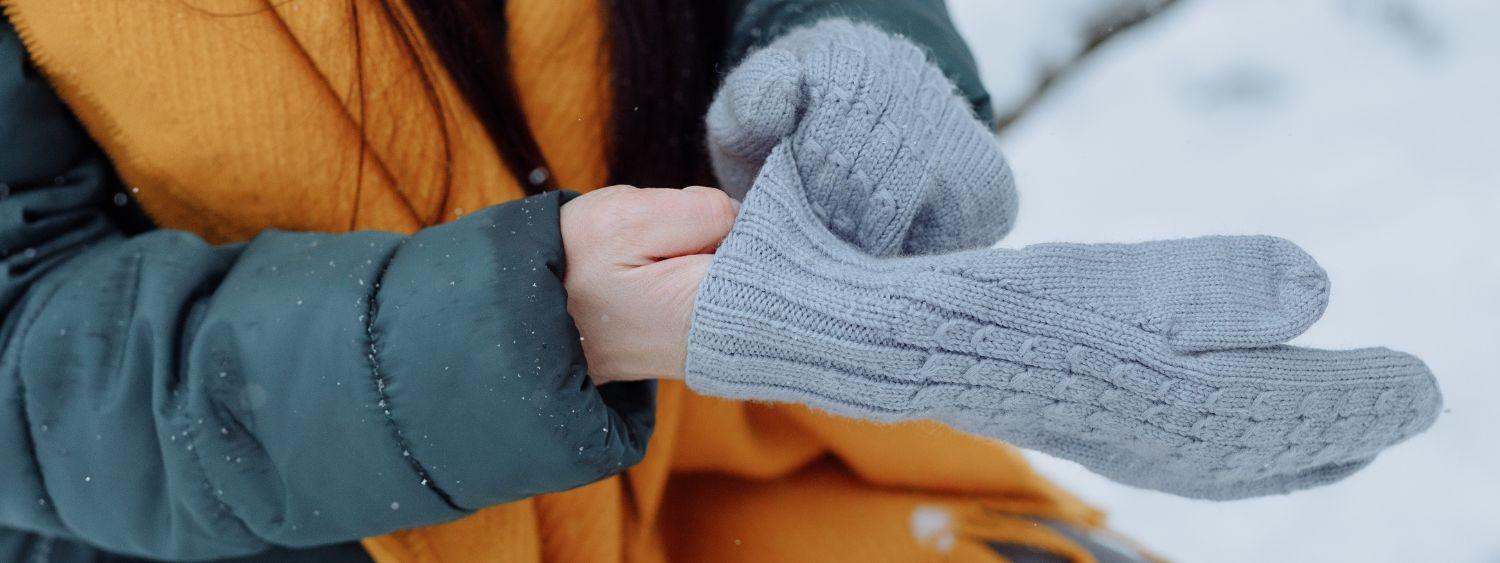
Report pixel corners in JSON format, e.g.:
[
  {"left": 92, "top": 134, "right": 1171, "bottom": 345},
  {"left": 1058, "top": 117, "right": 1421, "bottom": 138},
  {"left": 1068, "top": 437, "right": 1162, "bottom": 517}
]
[{"left": 399, "top": 0, "right": 726, "bottom": 195}]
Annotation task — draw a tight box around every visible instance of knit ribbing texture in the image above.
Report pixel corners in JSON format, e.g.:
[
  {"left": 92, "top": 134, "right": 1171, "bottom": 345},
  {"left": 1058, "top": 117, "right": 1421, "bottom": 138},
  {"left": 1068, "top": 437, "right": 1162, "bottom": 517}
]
[{"left": 688, "top": 19, "right": 1442, "bottom": 500}]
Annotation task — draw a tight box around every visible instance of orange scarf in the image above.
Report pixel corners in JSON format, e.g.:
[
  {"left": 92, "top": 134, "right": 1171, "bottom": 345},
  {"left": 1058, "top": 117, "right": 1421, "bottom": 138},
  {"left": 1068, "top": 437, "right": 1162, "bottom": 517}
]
[{"left": 2, "top": 0, "right": 1110, "bottom": 560}]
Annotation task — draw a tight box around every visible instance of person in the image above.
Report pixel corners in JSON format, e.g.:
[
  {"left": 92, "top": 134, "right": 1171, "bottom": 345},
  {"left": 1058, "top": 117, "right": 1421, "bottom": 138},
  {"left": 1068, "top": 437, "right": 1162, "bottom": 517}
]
[
  {"left": 0, "top": 1, "right": 1151, "bottom": 560},
  {"left": 2, "top": 0, "right": 1440, "bottom": 561}
]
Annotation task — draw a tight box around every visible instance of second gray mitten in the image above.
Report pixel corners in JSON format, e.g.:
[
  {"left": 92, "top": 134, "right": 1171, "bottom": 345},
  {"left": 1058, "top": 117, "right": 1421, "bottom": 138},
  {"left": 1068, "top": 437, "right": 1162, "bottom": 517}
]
[
  {"left": 707, "top": 19, "right": 1017, "bottom": 258},
  {"left": 686, "top": 144, "right": 1442, "bottom": 500}
]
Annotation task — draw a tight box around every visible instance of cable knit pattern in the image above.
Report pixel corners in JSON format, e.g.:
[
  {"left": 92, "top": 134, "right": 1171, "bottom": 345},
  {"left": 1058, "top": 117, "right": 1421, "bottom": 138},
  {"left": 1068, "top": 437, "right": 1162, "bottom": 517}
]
[
  {"left": 707, "top": 19, "right": 1017, "bottom": 257},
  {"left": 688, "top": 20, "right": 1443, "bottom": 500}
]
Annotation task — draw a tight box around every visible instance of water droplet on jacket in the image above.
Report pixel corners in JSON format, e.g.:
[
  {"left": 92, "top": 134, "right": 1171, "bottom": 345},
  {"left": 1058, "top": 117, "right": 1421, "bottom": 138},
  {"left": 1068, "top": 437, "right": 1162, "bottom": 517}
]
[
  {"left": 390, "top": 502, "right": 401, "bottom": 510},
  {"left": 83, "top": 476, "right": 91, "bottom": 482},
  {"left": 239, "top": 384, "right": 268, "bottom": 410},
  {"left": 22, "top": 248, "right": 36, "bottom": 259},
  {"left": 220, "top": 427, "right": 229, "bottom": 435},
  {"left": 39, "top": 424, "right": 48, "bottom": 432},
  {"left": 113, "top": 193, "right": 128, "bottom": 206}
]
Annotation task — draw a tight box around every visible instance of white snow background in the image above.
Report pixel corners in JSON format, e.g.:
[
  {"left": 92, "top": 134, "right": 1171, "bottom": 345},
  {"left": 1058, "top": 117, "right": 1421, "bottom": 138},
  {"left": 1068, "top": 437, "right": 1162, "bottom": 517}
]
[{"left": 947, "top": 0, "right": 1500, "bottom": 560}]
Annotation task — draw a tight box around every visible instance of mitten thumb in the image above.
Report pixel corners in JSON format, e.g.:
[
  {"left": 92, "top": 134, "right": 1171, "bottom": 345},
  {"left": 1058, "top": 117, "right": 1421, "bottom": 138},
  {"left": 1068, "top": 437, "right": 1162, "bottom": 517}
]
[{"left": 705, "top": 47, "right": 803, "bottom": 201}]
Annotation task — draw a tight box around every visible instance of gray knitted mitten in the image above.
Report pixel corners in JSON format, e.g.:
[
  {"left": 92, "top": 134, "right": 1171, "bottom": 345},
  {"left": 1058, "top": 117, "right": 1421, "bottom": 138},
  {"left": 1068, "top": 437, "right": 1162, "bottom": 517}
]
[
  {"left": 687, "top": 21, "right": 1442, "bottom": 500},
  {"left": 707, "top": 20, "right": 1017, "bottom": 257}
]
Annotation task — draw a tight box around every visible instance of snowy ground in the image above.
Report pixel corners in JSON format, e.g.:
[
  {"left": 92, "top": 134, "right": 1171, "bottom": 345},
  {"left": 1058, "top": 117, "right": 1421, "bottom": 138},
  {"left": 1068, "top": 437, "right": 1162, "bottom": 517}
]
[{"left": 948, "top": 0, "right": 1500, "bottom": 560}]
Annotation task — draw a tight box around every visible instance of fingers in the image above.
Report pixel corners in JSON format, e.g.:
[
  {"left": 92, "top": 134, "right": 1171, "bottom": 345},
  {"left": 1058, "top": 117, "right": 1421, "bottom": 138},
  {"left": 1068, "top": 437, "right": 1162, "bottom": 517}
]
[
  {"left": 1176, "top": 345, "right": 1440, "bottom": 425},
  {"left": 1160, "top": 345, "right": 1443, "bottom": 460},
  {"left": 708, "top": 19, "right": 1019, "bottom": 259},
  {"left": 1146, "top": 346, "right": 1440, "bottom": 426},
  {"left": 897, "top": 63, "right": 1019, "bottom": 254},
  {"left": 895, "top": 120, "right": 1017, "bottom": 256},
  {"left": 963, "top": 235, "right": 1331, "bottom": 352},
  {"left": 624, "top": 186, "right": 740, "bottom": 260},
  {"left": 562, "top": 185, "right": 740, "bottom": 270}
]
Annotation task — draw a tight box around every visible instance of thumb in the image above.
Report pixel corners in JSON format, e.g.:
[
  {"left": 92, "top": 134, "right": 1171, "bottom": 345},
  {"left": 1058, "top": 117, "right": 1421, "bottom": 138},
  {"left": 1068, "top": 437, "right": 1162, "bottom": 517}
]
[
  {"left": 628, "top": 186, "right": 740, "bottom": 261},
  {"left": 706, "top": 46, "right": 804, "bottom": 201}
]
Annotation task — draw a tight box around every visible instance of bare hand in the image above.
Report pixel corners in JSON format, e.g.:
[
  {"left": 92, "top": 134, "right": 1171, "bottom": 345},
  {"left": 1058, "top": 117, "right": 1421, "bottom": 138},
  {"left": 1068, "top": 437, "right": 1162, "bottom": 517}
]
[{"left": 560, "top": 185, "right": 739, "bottom": 385}]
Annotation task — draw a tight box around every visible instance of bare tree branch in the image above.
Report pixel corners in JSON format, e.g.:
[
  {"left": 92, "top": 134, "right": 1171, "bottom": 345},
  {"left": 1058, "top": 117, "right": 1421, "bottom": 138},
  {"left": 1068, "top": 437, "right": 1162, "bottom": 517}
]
[{"left": 994, "top": 0, "right": 1185, "bottom": 132}]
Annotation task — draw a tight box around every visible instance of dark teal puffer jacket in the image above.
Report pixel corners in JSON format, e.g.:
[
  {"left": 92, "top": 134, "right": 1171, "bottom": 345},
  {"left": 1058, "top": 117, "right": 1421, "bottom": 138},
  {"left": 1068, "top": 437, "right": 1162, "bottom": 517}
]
[{"left": 0, "top": 1, "right": 989, "bottom": 561}]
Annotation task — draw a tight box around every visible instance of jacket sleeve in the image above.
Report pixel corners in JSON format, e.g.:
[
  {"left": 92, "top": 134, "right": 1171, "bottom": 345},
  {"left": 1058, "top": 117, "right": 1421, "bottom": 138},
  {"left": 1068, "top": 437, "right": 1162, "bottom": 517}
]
[
  {"left": 0, "top": 526, "right": 376, "bottom": 563},
  {"left": 0, "top": 19, "right": 653, "bottom": 561},
  {"left": 723, "top": 0, "right": 994, "bottom": 124}
]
